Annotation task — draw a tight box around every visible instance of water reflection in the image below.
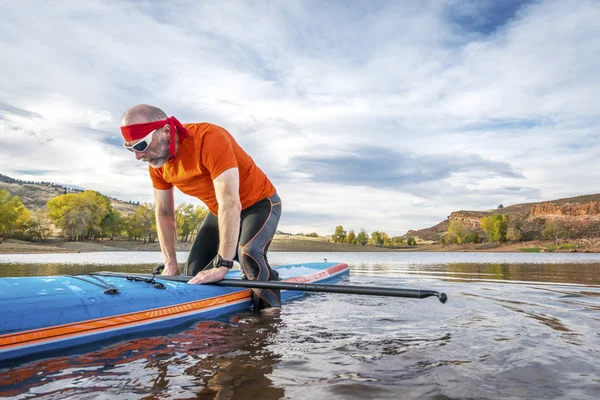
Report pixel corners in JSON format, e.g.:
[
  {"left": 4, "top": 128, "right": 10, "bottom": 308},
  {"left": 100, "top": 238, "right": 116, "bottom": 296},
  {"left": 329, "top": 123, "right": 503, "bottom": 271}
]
[
  {"left": 1, "top": 254, "right": 600, "bottom": 399},
  {"left": 0, "top": 313, "right": 284, "bottom": 399},
  {"left": 3, "top": 260, "right": 600, "bottom": 287},
  {"left": 351, "top": 262, "right": 600, "bottom": 285},
  {"left": 0, "top": 263, "right": 158, "bottom": 278}
]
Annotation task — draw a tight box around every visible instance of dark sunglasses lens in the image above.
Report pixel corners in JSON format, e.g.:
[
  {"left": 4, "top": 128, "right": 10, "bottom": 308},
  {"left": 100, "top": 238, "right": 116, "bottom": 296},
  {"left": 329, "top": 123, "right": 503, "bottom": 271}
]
[{"left": 132, "top": 140, "right": 149, "bottom": 152}]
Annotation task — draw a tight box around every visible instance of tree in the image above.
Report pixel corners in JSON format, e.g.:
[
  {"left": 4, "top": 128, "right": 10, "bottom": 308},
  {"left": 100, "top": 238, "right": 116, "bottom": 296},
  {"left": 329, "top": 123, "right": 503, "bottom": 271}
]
[
  {"left": 391, "top": 236, "right": 404, "bottom": 246},
  {"left": 506, "top": 226, "right": 522, "bottom": 242},
  {"left": 498, "top": 204, "right": 504, "bottom": 209},
  {"left": 542, "top": 220, "right": 569, "bottom": 244},
  {"left": 346, "top": 230, "right": 356, "bottom": 245},
  {"left": 406, "top": 236, "right": 417, "bottom": 246},
  {"left": 190, "top": 205, "right": 210, "bottom": 238},
  {"left": 101, "top": 209, "right": 123, "bottom": 240},
  {"left": 480, "top": 214, "right": 509, "bottom": 242},
  {"left": 78, "top": 191, "right": 111, "bottom": 240},
  {"left": 176, "top": 204, "right": 209, "bottom": 242},
  {"left": 464, "top": 232, "right": 481, "bottom": 244},
  {"left": 124, "top": 213, "right": 144, "bottom": 240},
  {"left": 0, "top": 190, "right": 30, "bottom": 238},
  {"left": 134, "top": 203, "right": 157, "bottom": 243},
  {"left": 47, "top": 191, "right": 110, "bottom": 241},
  {"left": 332, "top": 225, "right": 347, "bottom": 243},
  {"left": 27, "top": 208, "right": 52, "bottom": 242},
  {"left": 176, "top": 204, "right": 198, "bottom": 242},
  {"left": 380, "top": 232, "right": 392, "bottom": 246},
  {"left": 356, "top": 229, "right": 369, "bottom": 246},
  {"left": 447, "top": 219, "right": 468, "bottom": 244},
  {"left": 370, "top": 231, "right": 383, "bottom": 246}
]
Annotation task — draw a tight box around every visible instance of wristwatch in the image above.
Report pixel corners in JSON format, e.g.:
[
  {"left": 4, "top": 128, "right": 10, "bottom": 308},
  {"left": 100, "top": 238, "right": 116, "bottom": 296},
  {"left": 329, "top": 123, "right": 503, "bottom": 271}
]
[{"left": 213, "top": 254, "right": 234, "bottom": 269}]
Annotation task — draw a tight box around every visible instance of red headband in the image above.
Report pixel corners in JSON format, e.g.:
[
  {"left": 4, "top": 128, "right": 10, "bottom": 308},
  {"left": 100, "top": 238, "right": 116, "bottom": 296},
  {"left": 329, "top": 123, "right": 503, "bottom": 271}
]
[{"left": 121, "top": 116, "right": 189, "bottom": 157}]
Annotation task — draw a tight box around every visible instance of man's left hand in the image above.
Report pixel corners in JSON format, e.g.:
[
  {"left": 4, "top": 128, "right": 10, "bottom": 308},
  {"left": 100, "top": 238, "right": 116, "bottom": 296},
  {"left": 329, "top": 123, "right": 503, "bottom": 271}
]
[{"left": 188, "top": 266, "right": 229, "bottom": 284}]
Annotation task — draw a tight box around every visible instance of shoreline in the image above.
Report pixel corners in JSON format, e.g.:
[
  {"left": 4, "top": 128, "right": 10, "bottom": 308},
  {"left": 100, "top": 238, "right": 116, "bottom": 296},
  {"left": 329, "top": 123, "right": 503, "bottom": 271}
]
[{"left": 0, "top": 237, "right": 597, "bottom": 254}]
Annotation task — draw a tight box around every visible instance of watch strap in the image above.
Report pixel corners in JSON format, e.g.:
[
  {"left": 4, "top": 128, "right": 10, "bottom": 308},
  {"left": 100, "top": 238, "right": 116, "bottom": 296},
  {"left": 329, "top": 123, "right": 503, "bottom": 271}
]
[{"left": 214, "top": 255, "right": 234, "bottom": 268}]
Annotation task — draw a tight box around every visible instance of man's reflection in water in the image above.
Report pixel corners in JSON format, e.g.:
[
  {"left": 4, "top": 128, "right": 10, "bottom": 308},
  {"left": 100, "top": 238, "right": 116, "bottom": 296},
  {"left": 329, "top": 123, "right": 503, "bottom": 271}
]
[
  {"left": 180, "top": 311, "right": 285, "bottom": 399},
  {"left": 0, "top": 312, "right": 285, "bottom": 399}
]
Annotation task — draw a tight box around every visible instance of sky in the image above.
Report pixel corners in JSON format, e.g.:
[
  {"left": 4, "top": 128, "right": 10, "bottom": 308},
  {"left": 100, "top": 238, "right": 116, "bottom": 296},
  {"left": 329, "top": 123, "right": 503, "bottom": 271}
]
[{"left": 0, "top": 0, "right": 599, "bottom": 236}]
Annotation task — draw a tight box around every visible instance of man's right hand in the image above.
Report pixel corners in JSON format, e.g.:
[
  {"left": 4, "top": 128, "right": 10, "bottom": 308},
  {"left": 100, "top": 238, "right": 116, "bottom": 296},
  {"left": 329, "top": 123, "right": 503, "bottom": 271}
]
[{"left": 161, "top": 263, "right": 180, "bottom": 276}]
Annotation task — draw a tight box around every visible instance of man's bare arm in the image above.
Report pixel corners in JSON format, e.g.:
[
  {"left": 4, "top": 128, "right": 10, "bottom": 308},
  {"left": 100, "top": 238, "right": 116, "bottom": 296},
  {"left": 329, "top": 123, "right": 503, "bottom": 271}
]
[
  {"left": 154, "top": 188, "right": 179, "bottom": 275},
  {"left": 188, "top": 168, "right": 241, "bottom": 284},
  {"left": 214, "top": 168, "right": 242, "bottom": 261}
]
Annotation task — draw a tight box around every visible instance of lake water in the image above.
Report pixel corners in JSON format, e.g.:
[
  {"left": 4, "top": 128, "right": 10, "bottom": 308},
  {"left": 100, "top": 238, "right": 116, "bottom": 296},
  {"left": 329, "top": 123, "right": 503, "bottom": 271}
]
[{"left": 1, "top": 251, "right": 600, "bottom": 399}]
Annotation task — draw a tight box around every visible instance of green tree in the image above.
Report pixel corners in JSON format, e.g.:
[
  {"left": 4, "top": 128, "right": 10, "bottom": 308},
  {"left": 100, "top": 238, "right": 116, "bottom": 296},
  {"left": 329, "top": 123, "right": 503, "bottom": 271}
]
[
  {"left": 542, "top": 220, "right": 569, "bottom": 244},
  {"left": 101, "top": 209, "right": 123, "bottom": 240},
  {"left": 124, "top": 213, "right": 144, "bottom": 240},
  {"left": 78, "top": 191, "right": 111, "bottom": 240},
  {"left": 332, "top": 225, "right": 347, "bottom": 243},
  {"left": 380, "top": 232, "right": 392, "bottom": 246},
  {"left": 176, "top": 204, "right": 209, "bottom": 242},
  {"left": 47, "top": 191, "right": 110, "bottom": 241},
  {"left": 356, "top": 229, "right": 369, "bottom": 246},
  {"left": 370, "top": 231, "right": 383, "bottom": 246},
  {"left": 135, "top": 203, "right": 157, "bottom": 243},
  {"left": 447, "top": 219, "right": 468, "bottom": 244},
  {"left": 0, "top": 190, "right": 30, "bottom": 238},
  {"left": 391, "top": 236, "right": 405, "bottom": 246},
  {"left": 346, "top": 230, "right": 356, "bottom": 245},
  {"left": 406, "top": 236, "right": 417, "bottom": 246},
  {"left": 480, "top": 214, "right": 509, "bottom": 242},
  {"left": 464, "top": 232, "right": 481, "bottom": 244},
  {"left": 176, "top": 204, "right": 198, "bottom": 242},
  {"left": 190, "top": 205, "right": 210, "bottom": 238}
]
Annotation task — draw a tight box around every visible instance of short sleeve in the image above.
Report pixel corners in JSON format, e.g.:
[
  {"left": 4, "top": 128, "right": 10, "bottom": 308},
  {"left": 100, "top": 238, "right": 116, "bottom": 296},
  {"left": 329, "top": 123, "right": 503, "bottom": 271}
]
[
  {"left": 148, "top": 165, "right": 173, "bottom": 190},
  {"left": 201, "top": 125, "right": 238, "bottom": 179}
]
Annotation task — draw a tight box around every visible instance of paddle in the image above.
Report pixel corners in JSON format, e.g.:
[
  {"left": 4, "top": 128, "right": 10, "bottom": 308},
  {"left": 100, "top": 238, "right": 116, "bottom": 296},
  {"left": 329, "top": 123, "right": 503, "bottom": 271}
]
[{"left": 147, "top": 265, "right": 448, "bottom": 304}]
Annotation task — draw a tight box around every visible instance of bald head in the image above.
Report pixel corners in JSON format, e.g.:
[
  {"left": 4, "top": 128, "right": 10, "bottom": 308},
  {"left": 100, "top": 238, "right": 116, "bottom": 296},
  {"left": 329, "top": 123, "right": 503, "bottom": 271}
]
[{"left": 122, "top": 104, "right": 168, "bottom": 126}]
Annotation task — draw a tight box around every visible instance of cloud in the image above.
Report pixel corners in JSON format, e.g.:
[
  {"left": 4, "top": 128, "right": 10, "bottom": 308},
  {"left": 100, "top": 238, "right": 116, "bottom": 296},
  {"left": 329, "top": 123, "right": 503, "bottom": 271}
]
[
  {"left": 0, "top": 0, "right": 599, "bottom": 235},
  {"left": 287, "top": 145, "right": 522, "bottom": 189}
]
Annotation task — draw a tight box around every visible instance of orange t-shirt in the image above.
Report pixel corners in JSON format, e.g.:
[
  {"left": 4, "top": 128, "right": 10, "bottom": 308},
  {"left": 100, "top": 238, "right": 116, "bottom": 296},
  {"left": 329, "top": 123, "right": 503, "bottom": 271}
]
[{"left": 149, "top": 123, "right": 276, "bottom": 215}]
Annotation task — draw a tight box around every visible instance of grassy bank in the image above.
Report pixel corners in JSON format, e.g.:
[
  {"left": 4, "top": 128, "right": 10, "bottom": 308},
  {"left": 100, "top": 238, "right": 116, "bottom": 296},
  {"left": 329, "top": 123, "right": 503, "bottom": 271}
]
[
  {"left": 0, "top": 235, "right": 418, "bottom": 254},
  {"left": 1, "top": 235, "right": 597, "bottom": 254}
]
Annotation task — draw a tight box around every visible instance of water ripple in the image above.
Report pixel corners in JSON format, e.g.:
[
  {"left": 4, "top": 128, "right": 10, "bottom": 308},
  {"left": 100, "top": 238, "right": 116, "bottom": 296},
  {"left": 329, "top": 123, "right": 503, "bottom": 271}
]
[{"left": 2, "top": 254, "right": 600, "bottom": 399}]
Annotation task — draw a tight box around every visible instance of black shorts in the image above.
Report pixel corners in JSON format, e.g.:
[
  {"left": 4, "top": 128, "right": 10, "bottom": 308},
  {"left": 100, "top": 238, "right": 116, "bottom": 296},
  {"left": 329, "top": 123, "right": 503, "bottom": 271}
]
[{"left": 186, "top": 193, "right": 282, "bottom": 309}]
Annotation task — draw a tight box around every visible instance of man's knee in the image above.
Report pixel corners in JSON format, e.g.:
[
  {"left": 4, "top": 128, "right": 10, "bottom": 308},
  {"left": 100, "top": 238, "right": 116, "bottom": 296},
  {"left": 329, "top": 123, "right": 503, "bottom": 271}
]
[{"left": 239, "top": 246, "right": 278, "bottom": 279}]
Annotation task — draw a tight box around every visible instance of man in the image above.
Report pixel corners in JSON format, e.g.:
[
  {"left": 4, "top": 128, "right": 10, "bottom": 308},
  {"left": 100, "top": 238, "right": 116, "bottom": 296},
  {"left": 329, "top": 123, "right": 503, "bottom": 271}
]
[{"left": 120, "top": 104, "right": 281, "bottom": 310}]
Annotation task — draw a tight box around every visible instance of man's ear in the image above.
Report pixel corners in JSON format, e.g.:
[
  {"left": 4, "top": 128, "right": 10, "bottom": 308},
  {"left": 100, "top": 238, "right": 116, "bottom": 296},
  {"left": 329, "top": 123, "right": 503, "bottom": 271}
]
[{"left": 162, "top": 124, "right": 171, "bottom": 140}]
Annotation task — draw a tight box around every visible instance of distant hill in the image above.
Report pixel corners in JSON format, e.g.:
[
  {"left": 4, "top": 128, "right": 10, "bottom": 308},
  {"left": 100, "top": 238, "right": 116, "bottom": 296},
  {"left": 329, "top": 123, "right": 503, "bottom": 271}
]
[
  {"left": 406, "top": 194, "right": 600, "bottom": 241},
  {"left": 0, "top": 174, "right": 138, "bottom": 214}
]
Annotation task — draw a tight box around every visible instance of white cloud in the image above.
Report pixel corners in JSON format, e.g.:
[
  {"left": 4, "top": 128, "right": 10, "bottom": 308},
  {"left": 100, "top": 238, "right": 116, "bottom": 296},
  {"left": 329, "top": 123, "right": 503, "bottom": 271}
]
[{"left": 0, "top": 0, "right": 599, "bottom": 235}]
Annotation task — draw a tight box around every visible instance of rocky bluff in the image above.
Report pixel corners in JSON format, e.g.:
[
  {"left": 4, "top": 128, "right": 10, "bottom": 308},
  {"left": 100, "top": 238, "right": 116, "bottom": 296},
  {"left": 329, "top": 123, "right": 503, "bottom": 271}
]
[{"left": 407, "top": 195, "right": 600, "bottom": 241}]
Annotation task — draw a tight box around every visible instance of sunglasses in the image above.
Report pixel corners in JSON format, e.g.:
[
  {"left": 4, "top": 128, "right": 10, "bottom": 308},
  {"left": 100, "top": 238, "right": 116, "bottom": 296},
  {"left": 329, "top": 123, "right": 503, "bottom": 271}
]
[{"left": 123, "top": 129, "right": 157, "bottom": 153}]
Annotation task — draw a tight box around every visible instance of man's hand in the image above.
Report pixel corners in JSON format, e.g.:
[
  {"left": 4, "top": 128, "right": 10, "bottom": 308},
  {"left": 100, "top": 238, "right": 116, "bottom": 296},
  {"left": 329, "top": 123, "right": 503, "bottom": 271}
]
[
  {"left": 188, "top": 267, "right": 229, "bottom": 284},
  {"left": 161, "top": 262, "right": 180, "bottom": 276}
]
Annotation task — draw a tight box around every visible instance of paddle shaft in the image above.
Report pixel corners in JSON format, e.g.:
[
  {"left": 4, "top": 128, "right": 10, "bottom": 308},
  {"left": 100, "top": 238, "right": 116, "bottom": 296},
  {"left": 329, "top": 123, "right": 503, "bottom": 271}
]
[
  {"left": 93, "top": 271, "right": 448, "bottom": 303},
  {"left": 152, "top": 272, "right": 446, "bottom": 303},
  {"left": 216, "top": 279, "right": 447, "bottom": 303}
]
